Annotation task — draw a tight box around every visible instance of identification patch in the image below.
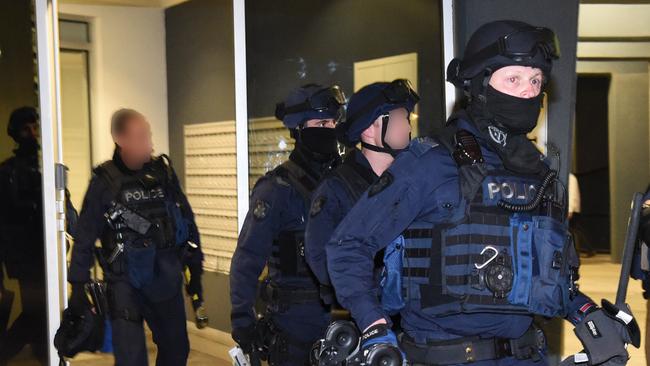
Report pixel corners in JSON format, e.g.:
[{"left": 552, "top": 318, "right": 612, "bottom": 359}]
[
  {"left": 586, "top": 320, "right": 601, "bottom": 338},
  {"left": 310, "top": 195, "right": 327, "bottom": 217},
  {"left": 253, "top": 200, "right": 270, "bottom": 220},
  {"left": 368, "top": 172, "right": 393, "bottom": 197}
]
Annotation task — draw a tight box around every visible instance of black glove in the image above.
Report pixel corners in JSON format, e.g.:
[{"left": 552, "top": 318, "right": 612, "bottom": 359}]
[
  {"left": 69, "top": 283, "right": 91, "bottom": 316},
  {"left": 232, "top": 323, "right": 257, "bottom": 354},
  {"left": 567, "top": 299, "right": 640, "bottom": 365}
]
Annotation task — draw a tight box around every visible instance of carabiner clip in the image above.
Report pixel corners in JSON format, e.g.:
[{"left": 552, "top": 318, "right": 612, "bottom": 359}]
[{"left": 474, "top": 246, "right": 499, "bottom": 270}]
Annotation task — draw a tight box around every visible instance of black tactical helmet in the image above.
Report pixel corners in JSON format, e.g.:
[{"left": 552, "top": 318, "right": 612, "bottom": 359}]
[
  {"left": 54, "top": 307, "right": 105, "bottom": 359},
  {"left": 447, "top": 20, "right": 559, "bottom": 88}
]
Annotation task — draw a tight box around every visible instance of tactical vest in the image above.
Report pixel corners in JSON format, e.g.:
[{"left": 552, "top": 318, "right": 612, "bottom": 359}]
[
  {"left": 330, "top": 150, "right": 376, "bottom": 202},
  {"left": 267, "top": 159, "right": 320, "bottom": 280},
  {"left": 400, "top": 129, "right": 579, "bottom": 318},
  {"left": 95, "top": 156, "right": 179, "bottom": 261}
]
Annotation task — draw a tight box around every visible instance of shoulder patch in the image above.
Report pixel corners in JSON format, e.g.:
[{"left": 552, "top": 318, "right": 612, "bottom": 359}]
[
  {"left": 253, "top": 199, "right": 270, "bottom": 220},
  {"left": 310, "top": 195, "right": 327, "bottom": 217},
  {"left": 368, "top": 172, "right": 393, "bottom": 197}
]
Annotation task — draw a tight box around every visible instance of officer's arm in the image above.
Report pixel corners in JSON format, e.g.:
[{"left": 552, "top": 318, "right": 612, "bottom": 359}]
[
  {"left": 170, "top": 168, "right": 204, "bottom": 264},
  {"left": 327, "top": 167, "right": 437, "bottom": 331},
  {"left": 305, "top": 180, "right": 344, "bottom": 286},
  {"left": 230, "top": 178, "right": 287, "bottom": 329},
  {"left": 68, "top": 175, "right": 111, "bottom": 284},
  {"left": 565, "top": 291, "right": 597, "bottom": 325}
]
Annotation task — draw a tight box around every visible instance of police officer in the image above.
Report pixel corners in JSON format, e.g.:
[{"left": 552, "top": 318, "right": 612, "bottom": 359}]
[
  {"left": 67, "top": 108, "right": 203, "bottom": 366},
  {"left": 326, "top": 21, "right": 639, "bottom": 366},
  {"left": 230, "top": 84, "right": 345, "bottom": 366},
  {"left": 0, "top": 107, "right": 47, "bottom": 364},
  {"left": 304, "top": 80, "right": 417, "bottom": 305}
]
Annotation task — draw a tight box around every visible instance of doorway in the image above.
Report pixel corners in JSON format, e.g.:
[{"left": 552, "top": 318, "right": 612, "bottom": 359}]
[{"left": 572, "top": 74, "right": 611, "bottom": 253}]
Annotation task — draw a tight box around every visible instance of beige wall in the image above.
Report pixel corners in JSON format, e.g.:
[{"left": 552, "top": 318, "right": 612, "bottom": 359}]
[
  {"left": 58, "top": 3, "right": 169, "bottom": 165},
  {"left": 576, "top": 61, "right": 650, "bottom": 260},
  {"left": 577, "top": 3, "right": 650, "bottom": 261}
]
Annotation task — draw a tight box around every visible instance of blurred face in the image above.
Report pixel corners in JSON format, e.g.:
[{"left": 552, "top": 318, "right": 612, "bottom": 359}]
[
  {"left": 381, "top": 107, "right": 411, "bottom": 150},
  {"left": 303, "top": 118, "right": 336, "bottom": 129},
  {"left": 114, "top": 115, "right": 153, "bottom": 164},
  {"left": 489, "top": 65, "right": 544, "bottom": 99}
]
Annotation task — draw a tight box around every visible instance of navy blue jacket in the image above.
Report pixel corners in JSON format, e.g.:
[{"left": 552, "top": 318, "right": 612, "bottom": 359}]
[
  {"left": 305, "top": 149, "right": 377, "bottom": 287},
  {"left": 327, "top": 116, "right": 593, "bottom": 342},
  {"left": 229, "top": 150, "right": 333, "bottom": 330}
]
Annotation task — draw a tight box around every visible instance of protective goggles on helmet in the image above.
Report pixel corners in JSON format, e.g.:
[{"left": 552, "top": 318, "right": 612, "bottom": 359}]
[
  {"left": 345, "top": 79, "right": 420, "bottom": 125},
  {"left": 498, "top": 26, "right": 560, "bottom": 60},
  {"left": 459, "top": 26, "right": 559, "bottom": 77},
  {"left": 274, "top": 85, "right": 347, "bottom": 121}
]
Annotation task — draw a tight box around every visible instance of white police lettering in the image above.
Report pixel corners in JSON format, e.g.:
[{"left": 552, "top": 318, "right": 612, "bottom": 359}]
[
  {"left": 487, "top": 181, "right": 536, "bottom": 201},
  {"left": 488, "top": 125, "right": 507, "bottom": 147},
  {"left": 123, "top": 187, "right": 165, "bottom": 202}
]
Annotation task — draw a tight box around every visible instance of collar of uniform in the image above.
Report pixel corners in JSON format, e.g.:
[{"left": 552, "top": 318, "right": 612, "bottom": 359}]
[
  {"left": 345, "top": 148, "right": 377, "bottom": 183},
  {"left": 112, "top": 147, "right": 154, "bottom": 175}
]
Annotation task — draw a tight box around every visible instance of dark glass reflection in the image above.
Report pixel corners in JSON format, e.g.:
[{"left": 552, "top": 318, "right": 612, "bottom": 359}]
[{"left": 0, "top": 1, "right": 48, "bottom": 364}]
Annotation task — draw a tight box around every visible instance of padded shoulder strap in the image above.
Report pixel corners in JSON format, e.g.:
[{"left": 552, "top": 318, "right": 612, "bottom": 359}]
[
  {"left": 93, "top": 161, "right": 123, "bottom": 198},
  {"left": 276, "top": 160, "right": 317, "bottom": 202}
]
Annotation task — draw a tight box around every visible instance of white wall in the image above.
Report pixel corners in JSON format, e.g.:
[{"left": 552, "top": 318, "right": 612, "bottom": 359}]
[
  {"left": 59, "top": 3, "right": 169, "bottom": 165},
  {"left": 577, "top": 4, "right": 650, "bottom": 59}
]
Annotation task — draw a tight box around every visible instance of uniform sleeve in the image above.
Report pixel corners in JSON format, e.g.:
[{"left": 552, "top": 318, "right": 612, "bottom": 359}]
[
  {"left": 68, "top": 175, "right": 111, "bottom": 284},
  {"left": 304, "top": 179, "right": 345, "bottom": 286},
  {"left": 326, "top": 156, "right": 440, "bottom": 330},
  {"left": 229, "top": 177, "right": 288, "bottom": 329},
  {"left": 565, "top": 290, "right": 597, "bottom": 325},
  {"left": 170, "top": 167, "right": 203, "bottom": 262}
]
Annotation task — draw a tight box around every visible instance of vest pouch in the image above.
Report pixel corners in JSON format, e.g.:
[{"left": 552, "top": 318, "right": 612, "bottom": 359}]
[
  {"left": 507, "top": 215, "right": 534, "bottom": 308},
  {"left": 125, "top": 239, "right": 156, "bottom": 289},
  {"left": 529, "top": 216, "right": 570, "bottom": 317},
  {"left": 380, "top": 235, "right": 406, "bottom": 314}
]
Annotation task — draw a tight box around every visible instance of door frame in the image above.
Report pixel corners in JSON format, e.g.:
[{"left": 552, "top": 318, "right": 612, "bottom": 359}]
[{"left": 34, "top": 0, "right": 65, "bottom": 365}]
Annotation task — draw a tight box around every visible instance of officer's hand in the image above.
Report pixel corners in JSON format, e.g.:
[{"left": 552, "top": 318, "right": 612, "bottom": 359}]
[
  {"left": 69, "top": 283, "right": 92, "bottom": 316},
  {"left": 232, "top": 323, "right": 257, "bottom": 354},
  {"left": 570, "top": 299, "right": 640, "bottom": 365},
  {"left": 360, "top": 323, "right": 404, "bottom": 366}
]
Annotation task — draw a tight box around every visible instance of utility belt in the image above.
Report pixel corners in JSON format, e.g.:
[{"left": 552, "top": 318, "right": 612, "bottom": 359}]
[
  {"left": 399, "top": 324, "right": 545, "bottom": 365},
  {"left": 260, "top": 280, "right": 322, "bottom": 310}
]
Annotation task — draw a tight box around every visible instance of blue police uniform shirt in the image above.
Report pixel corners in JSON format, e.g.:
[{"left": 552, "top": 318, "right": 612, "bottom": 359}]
[
  {"left": 327, "top": 116, "right": 592, "bottom": 343},
  {"left": 305, "top": 149, "right": 377, "bottom": 287},
  {"left": 229, "top": 162, "right": 323, "bottom": 330}
]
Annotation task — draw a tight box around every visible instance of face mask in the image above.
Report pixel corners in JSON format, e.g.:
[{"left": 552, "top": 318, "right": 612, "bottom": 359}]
[
  {"left": 485, "top": 85, "right": 543, "bottom": 135},
  {"left": 299, "top": 127, "right": 339, "bottom": 157}
]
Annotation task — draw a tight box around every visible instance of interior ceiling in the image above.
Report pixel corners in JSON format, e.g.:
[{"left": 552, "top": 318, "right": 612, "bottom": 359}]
[{"left": 59, "top": 0, "right": 189, "bottom": 8}]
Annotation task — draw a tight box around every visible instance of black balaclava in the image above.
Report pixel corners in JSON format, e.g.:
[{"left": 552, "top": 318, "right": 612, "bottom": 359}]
[
  {"left": 297, "top": 127, "right": 339, "bottom": 160},
  {"left": 467, "top": 81, "right": 547, "bottom": 176},
  {"left": 447, "top": 20, "right": 559, "bottom": 176}
]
